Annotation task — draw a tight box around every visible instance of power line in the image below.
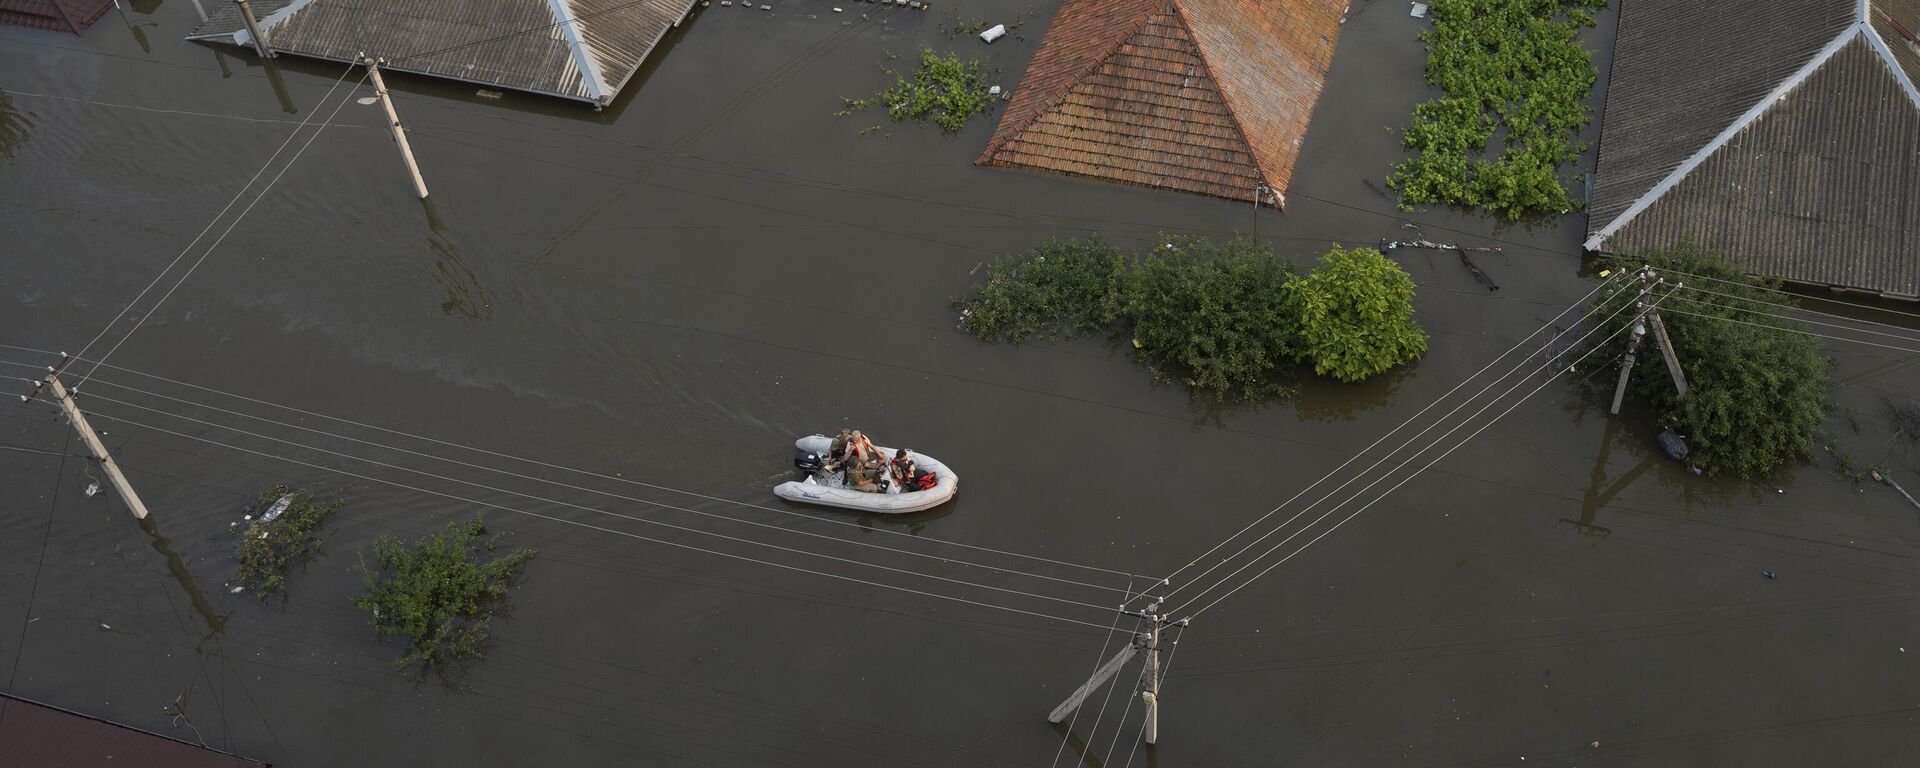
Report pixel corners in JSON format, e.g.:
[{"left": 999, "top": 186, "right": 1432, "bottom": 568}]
[
  {"left": 25, "top": 398, "right": 1133, "bottom": 636},
  {"left": 1663, "top": 288, "right": 1920, "bottom": 350},
  {"left": 1156, "top": 273, "right": 1632, "bottom": 596},
  {"left": 0, "top": 88, "right": 378, "bottom": 129},
  {"left": 1661, "top": 281, "right": 1920, "bottom": 344},
  {"left": 1178, "top": 287, "right": 1677, "bottom": 620},
  {"left": 1051, "top": 611, "right": 1143, "bottom": 768},
  {"left": 71, "top": 391, "right": 1119, "bottom": 617},
  {"left": 66, "top": 376, "right": 1132, "bottom": 594},
  {"left": 0, "top": 347, "right": 1139, "bottom": 582},
  {"left": 1654, "top": 266, "right": 1920, "bottom": 324},
  {"left": 1658, "top": 307, "right": 1920, "bottom": 357},
  {"left": 72, "top": 68, "right": 370, "bottom": 389}
]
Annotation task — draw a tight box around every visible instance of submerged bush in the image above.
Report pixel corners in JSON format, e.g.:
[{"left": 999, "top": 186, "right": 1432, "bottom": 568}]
[
  {"left": 231, "top": 485, "right": 341, "bottom": 600},
  {"left": 955, "top": 236, "right": 1426, "bottom": 400},
  {"left": 1285, "top": 245, "right": 1429, "bottom": 383},
  {"left": 1388, "top": 0, "right": 1605, "bottom": 219},
  {"left": 958, "top": 237, "right": 1130, "bottom": 343},
  {"left": 1581, "top": 245, "right": 1829, "bottom": 478},
  {"left": 355, "top": 517, "right": 535, "bottom": 672},
  {"left": 842, "top": 49, "right": 996, "bottom": 133}
]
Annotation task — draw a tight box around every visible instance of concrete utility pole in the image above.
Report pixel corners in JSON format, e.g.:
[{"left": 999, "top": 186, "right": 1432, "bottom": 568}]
[
  {"left": 1048, "top": 599, "right": 1187, "bottom": 747},
  {"left": 21, "top": 353, "right": 152, "bottom": 520},
  {"left": 360, "top": 54, "right": 430, "bottom": 199},
  {"left": 1609, "top": 267, "right": 1690, "bottom": 417},
  {"left": 234, "top": 0, "right": 275, "bottom": 59}
]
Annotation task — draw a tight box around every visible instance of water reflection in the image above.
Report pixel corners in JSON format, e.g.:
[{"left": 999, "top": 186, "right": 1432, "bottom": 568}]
[{"left": 0, "top": 91, "right": 30, "bottom": 163}]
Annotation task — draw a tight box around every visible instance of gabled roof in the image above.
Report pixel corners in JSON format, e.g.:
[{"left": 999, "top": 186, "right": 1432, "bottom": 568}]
[
  {"left": 976, "top": 0, "right": 1345, "bottom": 205},
  {"left": 187, "top": 0, "right": 697, "bottom": 106},
  {"left": 0, "top": 0, "right": 114, "bottom": 34},
  {"left": 1586, "top": 0, "right": 1920, "bottom": 299},
  {"left": 0, "top": 694, "right": 269, "bottom": 768}
]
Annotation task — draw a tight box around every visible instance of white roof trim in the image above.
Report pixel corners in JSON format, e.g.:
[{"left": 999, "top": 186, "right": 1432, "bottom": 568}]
[
  {"left": 1862, "top": 14, "right": 1920, "bottom": 109},
  {"left": 1584, "top": 26, "right": 1862, "bottom": 251},
  {"left": 545, "top": 0, "right": 611, "bottom": 104},
  {"left": 234, "top": 0, "right": 318, "bottom": 48}
]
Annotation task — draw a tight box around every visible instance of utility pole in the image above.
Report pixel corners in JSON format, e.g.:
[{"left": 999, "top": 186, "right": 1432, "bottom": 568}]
[
  {"left": 1609, "top": 266, "right": 1691, "bottom": 419},
  {"left": 20, "top": 353, "right": 152, "bottom": 520},
  {"left": 233, "top": 0, "right": 274, "bottom": 59},
  {"left": 1048, "top": 598, "right": 1187, "bottom": 746},
  {"left": 360, "top": 53, "right": 431, "bottom": 199}
]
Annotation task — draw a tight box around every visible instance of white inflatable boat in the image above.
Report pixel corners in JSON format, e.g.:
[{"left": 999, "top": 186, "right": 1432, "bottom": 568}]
[{"left": 773, "top": 434, "right": 958, "bottom": 514}]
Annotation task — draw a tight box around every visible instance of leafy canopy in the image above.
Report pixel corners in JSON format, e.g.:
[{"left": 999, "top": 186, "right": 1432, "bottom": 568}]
[
  {"left": 955, "top": 237, "right": 1428, "bottom": 400},
  {"left": 355, "top": 517, "right": 536, "bottom": 672},
  {"left": 1286, "top": 245, "right": 1429, "bottom": 383},
  {"left": 1582, "top": 245, "right": 1829, "bottom": 478},
  {"left": 1388, "top": 0, "right": 1605, "bottom": 219}
]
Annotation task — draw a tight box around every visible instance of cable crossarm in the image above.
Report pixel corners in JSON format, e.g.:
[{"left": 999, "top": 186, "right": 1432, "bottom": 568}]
[
  {"left": 15, "top": 397, "right": 1135, "bottom": 636},
  {"left": 65, "top": 392, "right": 1120, "bottom": 617},
  {"left": 1170, "top": 285, "right": 1679, "bottom": 620},
  {"left": 0, "top": 347, "right": 1145, "bottom": 584},
  {"left": 68, "top": 64, "right": 365, "bottom": 388},
  {"left": 50, "top": 379, "right": 1133, "bottom": 595},
  {"left": 1151, "top": 273, "right": 1631, "bottom": 597}
]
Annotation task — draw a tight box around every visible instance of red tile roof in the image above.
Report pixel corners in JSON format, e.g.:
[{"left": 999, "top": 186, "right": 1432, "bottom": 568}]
[
  {"left": 0, "top": 0, "right": 113, "bottom": 34},
  {"left": 0, "top": 695, "right": 270, "bottom": 768},
  {"left": 978, "top": 0, "right": 1347, "bottom": 205}
]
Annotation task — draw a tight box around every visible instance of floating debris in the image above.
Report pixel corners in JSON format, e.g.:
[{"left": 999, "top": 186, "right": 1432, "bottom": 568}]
[
  {"left": 475, "top": 88, "right": 503, "bottom": 100},
  {"left": 980, "top": 23, "right": 1006, "bottom": 43}
]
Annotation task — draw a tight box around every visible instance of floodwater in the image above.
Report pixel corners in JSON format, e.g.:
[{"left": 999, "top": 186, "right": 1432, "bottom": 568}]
[{"left": 3, "top": 1, "right": 1918, "bottom": 765}]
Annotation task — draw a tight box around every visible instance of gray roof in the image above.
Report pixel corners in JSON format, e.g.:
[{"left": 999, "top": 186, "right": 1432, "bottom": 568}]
[
  {"left": 187, "top": 0, "right": 697, "bottom": 105},
  {"left": 1587, "top": 0, "right": 1920, "bottom": 299}
]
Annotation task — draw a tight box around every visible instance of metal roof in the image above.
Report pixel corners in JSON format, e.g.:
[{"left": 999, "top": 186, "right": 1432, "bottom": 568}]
[
  {"left": 0, "top": 694, "right": 270, "bottom": 768},
  {"left": 186, "top": 0, "right": 697, "bottom": 106},
  {"left": 977, "top": 0, "right": 1345, "bottom": 205},
  {"left": 1587, "top": 0, "right": 1920, "bottom": 299}
]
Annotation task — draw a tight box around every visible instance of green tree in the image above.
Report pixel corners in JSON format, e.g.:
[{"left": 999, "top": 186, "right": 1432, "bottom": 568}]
[
  {"left": 1285, "top": 245, "right": 1428, "bottom": 382},
  {"left": 1123, "top": 237, "right": 1296, "bottom": 401},
  {"left": 355, "top": 517, "right": 535, "bottom": 672},
  {"left": 1582, "top": 246, "right": 1829, "bottom": 477},
  {"left": 956, "top": 237, "right": 1130, "bottom": 343},
  {"left": 842, "top": 49, "right": 996, "bottom": 133}
]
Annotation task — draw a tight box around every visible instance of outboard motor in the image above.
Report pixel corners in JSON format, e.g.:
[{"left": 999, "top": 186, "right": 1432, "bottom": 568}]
[{"left": 794, "top": 448, "right": 825, "bottom": 473}]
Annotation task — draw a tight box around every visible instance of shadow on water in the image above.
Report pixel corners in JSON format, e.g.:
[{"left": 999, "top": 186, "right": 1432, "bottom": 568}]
[
  {"left": 0, "top": 91, "right": 30, "bottom": 163},
  {"left": 137, "top": 515, "right": 229, "bottom": 640},
  {"left": 421, "top": 199, "right": 494, "bottom": 320}
]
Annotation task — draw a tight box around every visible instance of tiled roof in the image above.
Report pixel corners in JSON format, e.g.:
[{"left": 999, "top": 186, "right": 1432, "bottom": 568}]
[
  {"left": 186, "top": 0, "right": 696, "bottom": 105},
  {"left": 977, "top": 0, "right": 1346, "bottom": 204},
  {"left": 1587, "top": 0, "right": 1920, "bottom": 299},
  {"left": 0, "top": 694, "right": 269, "bottom": 768},
  {"left": 0, "top": 0, "right": 113, "bottom": 34}
]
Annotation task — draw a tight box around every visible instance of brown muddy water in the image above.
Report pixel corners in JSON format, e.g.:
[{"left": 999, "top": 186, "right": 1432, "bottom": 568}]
[{"left": 3, "top": 1, "right": 1918, "bottom": 765}]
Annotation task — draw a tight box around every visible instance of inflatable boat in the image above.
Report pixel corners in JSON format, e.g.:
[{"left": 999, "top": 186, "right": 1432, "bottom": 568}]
[{"left": 773, "top": 434, "right": 958, "bottom": 514}]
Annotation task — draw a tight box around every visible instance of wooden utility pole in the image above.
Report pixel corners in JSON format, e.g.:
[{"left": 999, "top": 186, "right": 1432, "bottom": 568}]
[
  {"left": 360, "top": 54, "right": 430, "bottom": 199},
  {"left": 1048, "top": 600, "right": 1187, "bottom": 746},
  {"left": 1609, "top": 267, "right": 1692, "bottom": 419},
  {"left": 233, "top": 0, "right": 275, "bottom": 59},
  {"left": 21, "top": 354, "right": 151, "bottom": 520}
]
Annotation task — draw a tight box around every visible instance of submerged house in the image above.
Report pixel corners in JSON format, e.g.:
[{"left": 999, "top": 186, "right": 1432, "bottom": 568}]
[
  {"left": 976, "top": 0, "right": 1348, "bottom": 207},
  {"left": 0, "top": 0, "right": 114, "bottom": 34},
  {"left": 1585, "top": 0, "right": 1920, "bottom": 300},
  {"left": 187, "top": 0, "right": 700, "bottom": 107},
  {"left": 0, "top": 693, "right": 269, "bottom": 767}
]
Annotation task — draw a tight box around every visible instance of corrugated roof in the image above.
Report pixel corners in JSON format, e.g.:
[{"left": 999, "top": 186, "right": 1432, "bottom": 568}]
[
  {"left": 1870, "top": 0, "right": 1920, "bottom": 92},
  {"left": 0, "top": 694, "right": 270, "bottom": 768},
  {"left": 1587, "top": 0, "right": 1856, "bottom": 228},
  {"left": 186, "top": 0, "right": 696, "bottom": 105},
  {"left": 1587, "top": 0, "right": 1920, "bottom": 299},
  {"left": 977, "top": 0, "right": 1345, "bottom": 205},
  {"left": 1604, "top": 35, "right": 1920, "bottom": 299}
]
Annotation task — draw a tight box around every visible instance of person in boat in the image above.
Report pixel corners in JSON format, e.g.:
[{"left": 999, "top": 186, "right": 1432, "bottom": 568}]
[
  {"left": 848, "top": 455, "right": 883, "bottom": 492},
  {"left": 846, "top": 430, "right": 878, "bottom": 465},
  {"left": 825, "top": 428, "right": 853, "bottom": 474},
  {"left": 889, "top": 448, "right": 916, "bottom": 488}
]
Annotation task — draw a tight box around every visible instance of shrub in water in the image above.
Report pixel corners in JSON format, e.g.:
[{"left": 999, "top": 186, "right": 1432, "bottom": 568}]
[{"left": 355, "top": 517, "right": 535, "bottom": 672}]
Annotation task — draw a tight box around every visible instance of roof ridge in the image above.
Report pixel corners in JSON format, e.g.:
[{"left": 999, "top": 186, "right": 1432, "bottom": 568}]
[
  {"left": 545, "top": 0, "right": 612, "bottom": 104},
  {"left": 978, "top": 0, "right": 1163, "bottom": 161},
  {"left": 1168, "top": 0, "right": 1274, "bottom": 205},
  {"left": 1585, "top": 24, "right": 1864, "bottom": 251},
  {"left": 1861, "top": 3, "right": 1920, "bottom": 109}
]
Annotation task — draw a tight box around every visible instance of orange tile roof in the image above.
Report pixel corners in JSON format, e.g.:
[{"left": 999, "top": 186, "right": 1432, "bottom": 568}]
[{"left": 977, "top": 0, "right": 1346, "bottom": 205}]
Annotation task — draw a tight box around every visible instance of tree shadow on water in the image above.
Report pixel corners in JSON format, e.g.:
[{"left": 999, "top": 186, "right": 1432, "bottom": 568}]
[{"left": 0, "top": 92, "right": 32, "bottom": 164}]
